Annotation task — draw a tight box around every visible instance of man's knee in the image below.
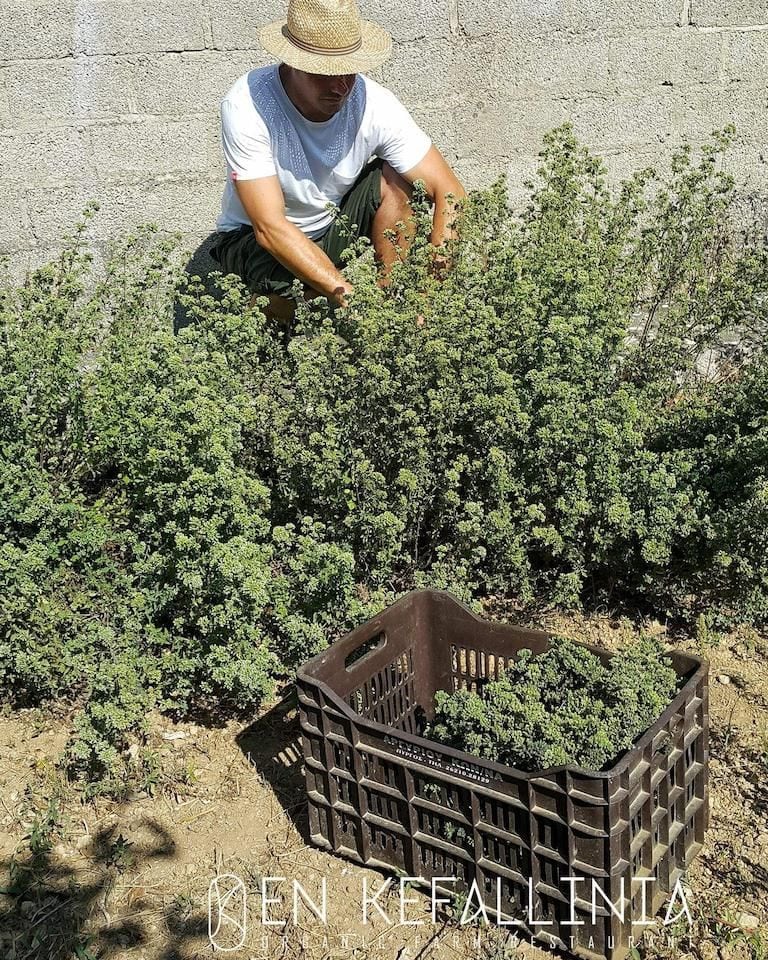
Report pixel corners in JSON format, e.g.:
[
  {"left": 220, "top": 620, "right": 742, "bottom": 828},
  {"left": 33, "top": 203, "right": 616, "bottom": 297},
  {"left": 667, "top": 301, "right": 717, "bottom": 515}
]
[{"left": 380, "top": 161, "right": 413, "bottom": 201}]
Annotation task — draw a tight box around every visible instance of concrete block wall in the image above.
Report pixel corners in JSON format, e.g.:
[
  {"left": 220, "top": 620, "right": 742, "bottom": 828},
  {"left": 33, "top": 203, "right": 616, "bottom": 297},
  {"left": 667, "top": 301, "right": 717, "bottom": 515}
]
[{"left": 0, "top": 0, "right": 766, "bottom": 274}]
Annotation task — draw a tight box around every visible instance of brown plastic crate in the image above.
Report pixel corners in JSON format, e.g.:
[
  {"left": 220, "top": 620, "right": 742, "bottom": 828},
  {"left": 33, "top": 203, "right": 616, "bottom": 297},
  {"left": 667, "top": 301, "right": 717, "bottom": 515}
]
[{"left": 297, "top": 590, "right": 709, "bottom": 960}]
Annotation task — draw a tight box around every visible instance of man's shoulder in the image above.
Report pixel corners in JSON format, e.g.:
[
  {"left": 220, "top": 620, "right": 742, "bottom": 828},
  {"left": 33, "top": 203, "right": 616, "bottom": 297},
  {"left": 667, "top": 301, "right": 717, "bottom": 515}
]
[
  {"left": 222, "top": 64, "right": 276, "bottom": 111},
  {"left": 359, "top": 73, "right": 397, "bottom": 105},
  {"left": 358, "top": 75, "right": 413, "bottom": 124}
]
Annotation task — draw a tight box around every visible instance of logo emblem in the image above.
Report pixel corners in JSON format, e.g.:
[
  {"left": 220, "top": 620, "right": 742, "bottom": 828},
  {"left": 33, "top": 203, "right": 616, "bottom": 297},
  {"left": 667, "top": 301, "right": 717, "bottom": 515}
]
[{"left": 208, "top": 873, "right": 247, "bottom": 951}]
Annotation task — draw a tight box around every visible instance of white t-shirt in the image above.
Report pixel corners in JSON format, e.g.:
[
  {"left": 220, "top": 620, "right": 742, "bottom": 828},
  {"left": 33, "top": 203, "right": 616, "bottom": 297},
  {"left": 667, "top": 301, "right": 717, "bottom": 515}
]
[{"left": 216, "top": 65, "right": 432, "bottom": 238}]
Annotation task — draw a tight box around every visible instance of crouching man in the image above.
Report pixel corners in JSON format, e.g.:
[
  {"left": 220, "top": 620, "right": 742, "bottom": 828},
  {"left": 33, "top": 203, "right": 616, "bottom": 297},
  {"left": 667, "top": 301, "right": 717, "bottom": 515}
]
[{"left": 210, "top": 0, "right": 467, "bottom": 321}]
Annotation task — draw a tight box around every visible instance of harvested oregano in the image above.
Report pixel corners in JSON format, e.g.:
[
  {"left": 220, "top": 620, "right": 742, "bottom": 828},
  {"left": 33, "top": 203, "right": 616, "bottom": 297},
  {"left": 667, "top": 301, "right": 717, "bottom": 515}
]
[{"left": 427, "top": 636, "right": 679, "bottom": 771}]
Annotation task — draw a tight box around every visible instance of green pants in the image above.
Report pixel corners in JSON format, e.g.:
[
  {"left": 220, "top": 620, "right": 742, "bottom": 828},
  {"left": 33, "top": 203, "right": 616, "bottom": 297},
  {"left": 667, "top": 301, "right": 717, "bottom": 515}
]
[{"left": 210, "top": 157, "right": 384, "bottom": 297}]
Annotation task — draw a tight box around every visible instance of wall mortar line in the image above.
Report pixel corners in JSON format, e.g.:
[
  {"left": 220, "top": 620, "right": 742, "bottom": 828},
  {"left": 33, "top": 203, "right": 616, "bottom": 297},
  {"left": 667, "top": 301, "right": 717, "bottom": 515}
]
[
  {"left": 448, "top": 0, "right": 460, "bottom": 37},
  {"left": 201, "top": 0, "right": 215, "bottom": 50},
  {"left": 699, "top": 23, "right": 768, "bottom": 32}
]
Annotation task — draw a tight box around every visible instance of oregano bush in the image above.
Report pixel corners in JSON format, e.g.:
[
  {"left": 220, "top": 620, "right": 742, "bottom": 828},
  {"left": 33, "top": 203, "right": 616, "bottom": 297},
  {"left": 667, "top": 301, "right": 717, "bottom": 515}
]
[
  {"left": 1, "top": 124, "right": 767, "bottom": 790},
  {"left": 426, "top": 636, "right": 680, "bottom": 771},
  {"left": 0, "top": 214, "right": 392, "bottom": 788}
]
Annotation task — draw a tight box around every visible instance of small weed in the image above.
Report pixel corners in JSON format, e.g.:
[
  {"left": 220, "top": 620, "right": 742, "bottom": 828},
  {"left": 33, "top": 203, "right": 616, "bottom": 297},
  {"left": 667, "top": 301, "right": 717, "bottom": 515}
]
[
  {"left": 0, "top": 856, "right": 30, "bottom": 898},
  {"left": 21, "top": 768, "right": 69, "bottom": 859},
  {"left": 733, "top": 624, "right": 766, "bottom": 657},
  {"left": 169, "top": 891, "right": 196, "bottom": 921},
  {"left": 449, "top": 887, "right": 484, "bottom": 926},
  {"left": 231, "top": 856, "right": 263, "bottom": 891},
  {"left": 26, "top": 796, "right": 62, "bottom": 858},
  {"left": 696, "top": 612, "right": 722, "bottom": 650},
  {"left": 106, "top": 833, "right": 135, "bottom": 872},
  {"left": 138, "top": 749, "right": 199, "bottom": 799},
  {"left": 480, "top": 927, "right": 521, "bottom": 960},
  {"left": 74, "top": 938, "right": 98, "bottom": 960}
]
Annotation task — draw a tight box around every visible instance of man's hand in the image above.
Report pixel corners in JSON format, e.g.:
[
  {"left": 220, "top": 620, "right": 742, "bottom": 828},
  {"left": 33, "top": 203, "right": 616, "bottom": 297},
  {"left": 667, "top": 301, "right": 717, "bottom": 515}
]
[{"left": 332, "top": 281, "right": 354, "bottom": 309}]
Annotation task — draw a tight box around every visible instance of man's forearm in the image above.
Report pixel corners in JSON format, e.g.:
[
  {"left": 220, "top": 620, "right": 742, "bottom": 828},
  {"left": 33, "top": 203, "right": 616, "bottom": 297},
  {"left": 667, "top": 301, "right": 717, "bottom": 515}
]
[
  {"left": 254, "top": 219, "right": 351, "bottom": 303},
  {"left": 430, "top": 178, "right": 467, "bottom": 248}
]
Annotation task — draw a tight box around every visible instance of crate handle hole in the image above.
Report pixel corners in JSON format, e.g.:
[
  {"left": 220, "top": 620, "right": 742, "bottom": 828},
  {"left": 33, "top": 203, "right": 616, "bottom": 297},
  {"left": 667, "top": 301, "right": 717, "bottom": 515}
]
[{"left": 345, "top": 631, "right": 387, "bottom": 671}]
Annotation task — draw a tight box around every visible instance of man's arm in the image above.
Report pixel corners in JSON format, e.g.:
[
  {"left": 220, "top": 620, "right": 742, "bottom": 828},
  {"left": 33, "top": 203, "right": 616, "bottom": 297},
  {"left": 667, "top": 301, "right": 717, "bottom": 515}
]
[
  {"left": 235, "top": 175, "right": 352, "bottom": 306},
  {"left": 400, "top": 145, "right": 467, "bottom": 248}
]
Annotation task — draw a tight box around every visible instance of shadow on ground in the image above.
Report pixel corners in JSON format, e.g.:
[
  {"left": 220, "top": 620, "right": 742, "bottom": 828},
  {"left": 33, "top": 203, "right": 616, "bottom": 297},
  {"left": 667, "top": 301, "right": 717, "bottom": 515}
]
[
  {"left": 703, "top": 725, "right": 768, "bottom": 910},
  {"left": 235, "top": 687, "right": 309, "bottom": 843},
  {"left": 0, "top": 811, "right": 209, "bottom": 960}
]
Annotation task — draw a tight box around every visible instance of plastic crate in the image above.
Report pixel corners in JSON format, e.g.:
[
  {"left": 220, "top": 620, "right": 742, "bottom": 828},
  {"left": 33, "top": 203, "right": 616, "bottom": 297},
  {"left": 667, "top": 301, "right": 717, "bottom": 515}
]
[{"left": 297, "top": 590, "right": 709, "bottom": 960}]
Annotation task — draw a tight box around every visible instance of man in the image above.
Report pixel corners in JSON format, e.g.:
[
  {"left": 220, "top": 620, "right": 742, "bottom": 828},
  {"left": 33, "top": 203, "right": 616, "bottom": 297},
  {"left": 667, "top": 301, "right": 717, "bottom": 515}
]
[{"left": 210, "top": 0, "right": 467, "bottom": 321}]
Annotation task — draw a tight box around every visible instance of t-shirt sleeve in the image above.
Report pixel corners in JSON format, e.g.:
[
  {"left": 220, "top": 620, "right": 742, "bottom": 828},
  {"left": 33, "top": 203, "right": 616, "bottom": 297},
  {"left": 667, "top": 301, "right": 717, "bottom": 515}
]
[
  {"left": 220, "top": 97, "right": 277, "bottom": 181},
  {"left": 371, "top": 88, "right": 432, "bottom": 174}
]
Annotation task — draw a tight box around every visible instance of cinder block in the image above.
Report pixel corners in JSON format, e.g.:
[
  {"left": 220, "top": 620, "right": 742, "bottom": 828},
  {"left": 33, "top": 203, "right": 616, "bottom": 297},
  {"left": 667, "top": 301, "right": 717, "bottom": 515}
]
[
  {"left": 458, "top": 0, "right": 567, "bottom": 39},
  {"left": 74, "top": 0, "right": 207, "bottom": 56},
  {"left": 454, "top": 154, "right": 508, "bottom": 193},
  {"left": 0, "top": 243, "right": 90, "bottom": 283},
  {"left": 0, "top": 184, "right": 29, "bottom": 252},
  {"left": 721, "top": 31, "right": 768, "bottom": 82},
  {"left": 673, "top": 83, "right": 768, "bottom": 146},
  {"left": 455, "top": 95, "right": 575, "bottom": 158},
  {"left": 691, "top": 0, "right": 768, "bottom": 27},
  {"left": 378, "top": 39, "right": 455, "bottom": 107},
  {"left": 610, "top": 29, "right": 722, "bottom": 87},
  {"left": 88, "top": 116, "right": 220, "bottom": 180},
  {"left": 568, "top": 91, "right": 684, "bottom": 150},
  {"left": 451, "top": 31, "right": 611, "bottom": 107},
  {"left": 459, "top": 0, "right": 678, "bottom": 39},
  {"left": 505, "top": 153, "right": 547, "bottom": 208},
  {"left": 5, "top": 58, "right": 138, "bottom": 127},
  {"left": 28, "top": 176, "right": 224, "bottom": 245},
  {"left": 708, "top": 143, "right": 768, "bottom": 193},
  {"left": 728, "top": 87, "right": 768, "bottom": 147},
  {"left": 208, "top": 0, "right": 286, "bottom": 51},
  {"left": 132, "top": 51, "right": 267, "bottom": 115},
  {"left": 0, "top": 0, "right": 75, "bottom": 60},
  {"left": 562, "top": 0, "right": 681, "bottom": 32},
  {"left": 447, "top": 42, "right": 492, "bottom": 99},
  {"left": 594, "top": 145, "right": 675, "bottom": 186},
  {"left": 0, "top": 127, "right": 97, "bottom": 189},
  {"left": 477, "top": 33, "right": 612, "bottom": 96},
  {"left": 377, "top": 0, "right": 453, "bottom": 42},
  {"left": 1, "top": 246, "right": 35, "bottom": 280}
]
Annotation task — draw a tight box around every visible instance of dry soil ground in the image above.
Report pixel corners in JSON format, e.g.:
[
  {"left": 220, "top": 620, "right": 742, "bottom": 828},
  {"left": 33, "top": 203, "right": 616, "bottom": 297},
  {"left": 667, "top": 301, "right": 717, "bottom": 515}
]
[{"left": 0, "top": 608, "right": 766, "bottom": 960}]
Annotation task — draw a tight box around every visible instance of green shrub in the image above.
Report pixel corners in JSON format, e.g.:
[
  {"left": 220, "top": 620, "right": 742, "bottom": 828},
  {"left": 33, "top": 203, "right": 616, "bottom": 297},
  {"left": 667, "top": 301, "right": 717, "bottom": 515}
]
[
  {"left": 426, "top": 635, "right": 679, "bottom": 771},
  {"left": 1, "top": 124, "right": 767, "bottom": 791},
  {"left": 271, "top": 124, "right": 768, "bottom": 621}
]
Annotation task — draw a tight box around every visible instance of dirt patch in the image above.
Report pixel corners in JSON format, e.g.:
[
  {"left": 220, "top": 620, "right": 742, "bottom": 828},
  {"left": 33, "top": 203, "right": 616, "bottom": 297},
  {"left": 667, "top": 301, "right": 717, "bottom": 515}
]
[{"left": 0, "top": 611, "right": 766, "bottom": 960}]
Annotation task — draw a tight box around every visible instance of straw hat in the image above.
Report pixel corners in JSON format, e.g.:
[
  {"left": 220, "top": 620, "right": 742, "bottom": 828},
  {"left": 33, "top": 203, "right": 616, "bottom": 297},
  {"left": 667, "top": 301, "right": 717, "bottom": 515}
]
[{"left": 259, "top": 0, "right": 392, "bottom": 76}]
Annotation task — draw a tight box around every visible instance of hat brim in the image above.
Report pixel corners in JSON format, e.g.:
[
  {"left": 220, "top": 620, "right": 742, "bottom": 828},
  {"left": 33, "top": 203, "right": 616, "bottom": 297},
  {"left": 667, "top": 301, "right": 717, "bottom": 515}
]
[{"left": 259, "top": 20, "right": 392, "bottom": 75}]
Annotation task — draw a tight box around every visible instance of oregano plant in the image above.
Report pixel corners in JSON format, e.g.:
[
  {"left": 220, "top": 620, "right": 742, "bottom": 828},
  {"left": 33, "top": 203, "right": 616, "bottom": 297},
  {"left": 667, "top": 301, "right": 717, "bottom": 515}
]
[{"left": 1, "top": 125, "right": 766, "bottom": 791}]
